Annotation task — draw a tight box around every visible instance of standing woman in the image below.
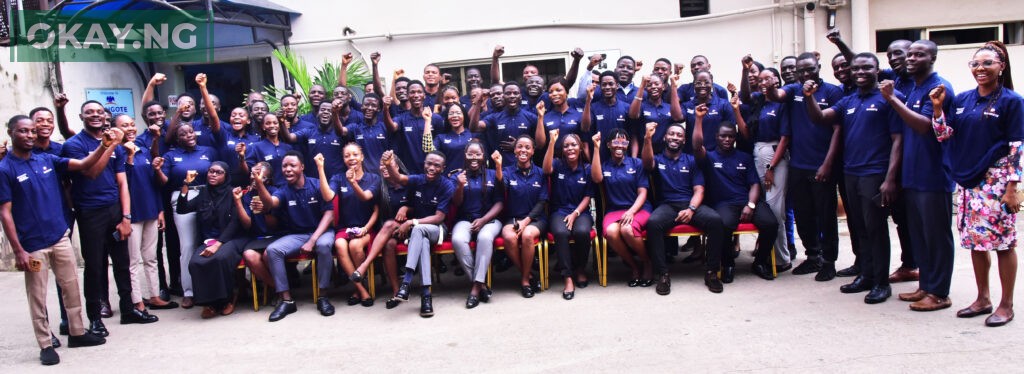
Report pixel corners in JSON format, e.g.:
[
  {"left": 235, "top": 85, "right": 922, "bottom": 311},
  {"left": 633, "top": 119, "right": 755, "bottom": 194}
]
[
  {"left": 451, "top": 140, "right": 504, "bottom": 308},
  {"left": 591, "top": 129, "right": 653, "bottom": 287},
  {"left": 426, "top": 104, "right": 476, "bottom": 173},
  {"left": 182, "top": 162, "right": 246, "bottom": 318},
  {"left": 930, "top": 42, "right": 1021, "bottom": 327},
  {"left": 314, "top": 144, "right": 381, "bottom": 307},
  {"left": 496, "top": 135, "right": 548, "bottom": 298},
  {"left": 244, "top": 113, "right": 293, "bottom": 186},
  {"left": 543, "top": 129, "right": 595, "bottom": 299},
  {"left": 154, "top": 122, "right": 217, "bottom": 309},
  {"left": 217, "top": 107, "right": 260, "bottom": 187}
]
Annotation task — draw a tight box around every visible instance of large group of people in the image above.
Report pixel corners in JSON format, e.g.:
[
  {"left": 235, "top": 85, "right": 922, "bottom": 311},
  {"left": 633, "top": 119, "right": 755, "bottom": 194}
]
[{"left": 2, "top": 30, "right": 1021, "bottom": 366}]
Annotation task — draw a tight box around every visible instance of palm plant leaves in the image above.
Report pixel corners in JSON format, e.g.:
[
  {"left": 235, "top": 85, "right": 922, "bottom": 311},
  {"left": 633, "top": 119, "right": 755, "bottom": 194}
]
[{"left": 248, "top": 49, "right": 373, "bottom": 113}]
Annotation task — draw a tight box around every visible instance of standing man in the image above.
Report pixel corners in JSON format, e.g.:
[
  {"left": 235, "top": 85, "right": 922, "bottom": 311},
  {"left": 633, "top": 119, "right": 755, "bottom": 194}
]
[
  {"left": 676, "top": 55, "right": 730, "bottom": 103},
  {"left": 1, "top": 115, "right": 110, "bottom": 365}
]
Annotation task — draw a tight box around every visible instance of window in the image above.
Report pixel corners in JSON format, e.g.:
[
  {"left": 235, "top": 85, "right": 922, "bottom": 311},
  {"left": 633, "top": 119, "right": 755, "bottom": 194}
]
[
  {"left": 875, "top": 28, "right": 923, "bottom": 53},
  {"left": 438, "top": 63, "right": 492, "bottom": 98},
  {"left": 926, "top": 24, "right": 1002, "bottom": 49},
  {"left": 501, "top": 58, "right": 566, "bottom": 86},
  {"left": 437, "top": 53, "right": 570, "bottom": 96},
  {"left": 679, "top": 0, "right": 709, "bottom": 17}
]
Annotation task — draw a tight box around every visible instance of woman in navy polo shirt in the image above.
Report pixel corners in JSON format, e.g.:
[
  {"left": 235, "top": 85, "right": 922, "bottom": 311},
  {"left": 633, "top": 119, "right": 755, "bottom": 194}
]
[
  {"left": 451, "top": 139, "right": 504, "bottom": 308},
  {"left": 314, "top": 144, "right": 381, "bottom": 307},
  {"left": 496, "top": 135, "right": 548, "bottom": 298},
  {"left": 154, "top": 123, "right": 217, "bottom": 308},
  {"left": 218, "top": 107, "right": 260, "bottom": 187},
  {"left": 629, "top": 74, "right": 683, "bottom": 155},
  {"left": 426, "top": 104, "right": 476, "bottom": 173},
  {"left": 930, "top": 42, "right": 1022, "bottom": 327},
  {"left": 244, "top": 113, "right": 293, "bottom": 186},
  {"left": 345, "top": 94, "right": 390, "bottom": 171},
  {"left": 536, "top": 78, "right": 592, "bottom": 160},
  {"left": 543, "top": 128, "right": 595, "bottom": 300},
  {"left": 591, "top": 129, "right": 653, "bottom": 287}
]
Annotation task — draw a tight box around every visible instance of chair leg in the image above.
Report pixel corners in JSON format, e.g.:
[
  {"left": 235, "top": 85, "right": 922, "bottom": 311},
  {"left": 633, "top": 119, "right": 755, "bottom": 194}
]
[
  {"left": 600, "top": 238, "right": 608, "bottom": 287},
  {"left": 770, "top": 245, "right": 777, "bottom": 278},
  {"left": 250, "top": 270, "right": 259, "bottom": 312},
  {"left": 368, "top": 259, "right": 376, "bottom": 300},
  {"left": 311, "top": 259, "right": 319, "bottom": 302},
  {"left": 487, "top": 261, "right": 492, "bottom": 288}
]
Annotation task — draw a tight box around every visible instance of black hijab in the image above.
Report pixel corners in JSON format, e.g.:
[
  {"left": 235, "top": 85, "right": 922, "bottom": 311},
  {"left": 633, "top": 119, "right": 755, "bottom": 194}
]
[{"left": 198, "top": 161, "right": 234, "bottom": 231}]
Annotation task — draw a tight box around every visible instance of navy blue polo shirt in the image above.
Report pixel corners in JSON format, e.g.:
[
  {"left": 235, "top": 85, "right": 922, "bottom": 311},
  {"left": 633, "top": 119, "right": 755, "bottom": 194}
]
[
  {"left": 433, "top": 130, "right": 477, "bottom": 173},
  {"left": 502, "top": 164, "right": 548, "bottom": 219},
  {"left": 161, "top": 146, "right": 217, "bottom": 190},
  {"left": 521, "top": 92, "right": 552, "bottom": 115},
  {"left": 61, "top": 132, "right": 126, "bottom": 210},
  {"left": 33, "top": 141, "right": 62, "bottom": 156},
  {"left": 405, "top": 174, "right": 455, "bottom": 219},
  {"left": 549, "top": 159, "right": 594, "bottom": 216},
  {"left": 0, "top": 152, "right": 70, "bottom": 251},
  {"left": 590, "top": 99, "right": 630, "bottom": 138},
  {"left": 299, "top": 112, "right": 315, "bottom": 124},
  {"left": 329, "top": 172, "right": 381, "bottom": 228},
  {"left": 683, "top": 97, "right": 735, "bottom": 153},
  {"left": 389, "top": 104, "right": 410, "bottom": 119},
  {"left": 126, "top": 141, "right": 162, "bottom": 222},
  {"left": 245, "top": 139, "right": 293, "bottom": 186},
  {"left": 829, "top": 88, "right": 904, "bottom": 176},
  {"left": 901, "top": 73, "right": 955, "bottom": 192},
  {"left": 423, "top": 94, "right": 437, "bottom": 111},
  {"left": 384, "top": 181, "right": 409, "bottom": 217},
  {"left": 346, "top": 118, "right": 390, "bottom": 171},
  {"left": 391, "top": 111, "right": 444, "bottom": 174},
  {"left": 186, "top": 118, "right": 220, "bottom": 150},
  {"left": 752, "top": 93, "right": 788, "bottom": 143},
  {"left": 702, "top": 150, "right": 759, "bottom": 207},
  {"left": 339, "top": 111, "right": 365, "bottom": 127},
  {"left": 242, "top": 186, "right": 277, "bottom": 236},
  {"left": 288, "top": 118, "right": 317, "bottom": 134},
  {"left": 273, "top": 176, "right": 331, "bottom": 233},
  {"left": 615, "top": 83, "right": 639, "bottom": 105},
  {"left": 136, "top": 120, "right": 170, "bottom": 155},
  {"left": 294, "top": 126, "right": 345, "bottom": 178},
  {"left": 214, "top": 128, "right": 260, "bottom": 176},
  {"left": 947, "top": 87, "right": 1024, "bottom": 188},
  {"left": 779, "top": 81, "right": 845, "bottom": 170},
  {"left": 460, "top": 95, "right": 473, "bottom": 110},
  {"left": 677, "top": 82, "right": 729, "bottom": 103},
  {"left": 634, "top": 98, "right": 676, "bottom": 152},
  {"left": 652, "top": 153, "right": 704, "bottom": 204},
  {"left": 484, "top": 108, "right": 538, "bottom": 163},
  {"left": 599, "top": 157, "right": 651, "bottom": 212},
  {"left": 543, "top": 99, "right": 587, "bottom": 151},
  {"left": 456, "top": 168, "right": 502, "bottom": 221}
]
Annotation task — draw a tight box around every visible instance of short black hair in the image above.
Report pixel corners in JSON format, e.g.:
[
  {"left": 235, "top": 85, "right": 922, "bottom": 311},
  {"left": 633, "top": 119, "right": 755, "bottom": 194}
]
[
  {"left": 407, "top": 80, "right": 425, "bottom": 90},
  {"left": 853, "top": 52, "right": 880, "bottom": 67},
  {"left": 80, "top": 100, "right": 103, "bottom": 112},
  {"left": 143, "top": 100, "right": 164, "bottom": 112},
  {"left": 280, "top": 94, "right": 299, "bottom": 103},
  {"left": 599, "top": 71, "right": 617, "bottom": 81},
  {"left": 29, "top": 107, "right": 52, "bottom": 118},
  {"left": 617, "top": 55, "right": 635, "bottom": 64},
  {"left": 7, "top": 114, "right": 31, "bottom": 132},
  {"left": 395, "top": 77, "right": 411, "bottom": 85},
  {"left": 797, "top": 52, "right": 817, "bottom": 63},
  {"left": 283, "top": 150, "right": 304, "bottom": 164},
  {"left": 655, "top": 57, "right": 672, "bottom": 66},
  {"left": 363, "top": 93, "right": 381, "bottom": 103}
]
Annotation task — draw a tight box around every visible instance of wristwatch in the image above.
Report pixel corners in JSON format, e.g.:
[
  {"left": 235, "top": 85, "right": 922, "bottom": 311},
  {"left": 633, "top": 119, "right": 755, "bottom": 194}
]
[
  {"left": 123, "top": 214, "right": 132, "bottom": 220},
  {"left": 411, "top": 219, "right": 420, "bottom": 226},
  {"left": 765, "top": 163, "right": 773, "bottom": 171},
  {"left": 746, "top": 202, "right": 756, "bottom": 210}
]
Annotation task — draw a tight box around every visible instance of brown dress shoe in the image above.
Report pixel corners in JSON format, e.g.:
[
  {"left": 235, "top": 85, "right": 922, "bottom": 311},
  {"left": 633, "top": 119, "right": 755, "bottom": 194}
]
[
  {"left": 898, "top": 289, "right": 927, "bottom": 302},
  {"left": 220, "top": 302, "right": 235, "bottom": 316},
  {"left": 910, "top": 294, "right": 952, "bottom": 312},
  {"left": 181, "top": 297, "right": 194, "bottom": 309},
  {"left": 200, "top": 306, "right": 217, "bottom": 319},
  {"left": 985, "top": 311, "right": 1014, "bottom": 327},
  {"left": 888, "top": 267, "right": 920, "bottom": 283}
]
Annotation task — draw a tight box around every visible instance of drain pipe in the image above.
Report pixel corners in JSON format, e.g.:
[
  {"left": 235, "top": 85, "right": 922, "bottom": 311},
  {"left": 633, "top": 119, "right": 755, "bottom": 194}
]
[
  {"left": 850, "top": 0, "right": 870, "bottom": 52},
  {"left": 803, "top": 2, "right": 817, "bottom": 55}
]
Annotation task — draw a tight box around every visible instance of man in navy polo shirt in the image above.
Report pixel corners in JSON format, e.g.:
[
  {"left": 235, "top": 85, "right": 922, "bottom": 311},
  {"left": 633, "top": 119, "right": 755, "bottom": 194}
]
[
  {"left": 1, "top": 115, "right": 110, "bottom": 365},
  {"left": 346, "top": 94, "right": 390, "bottom": 170},
  {"left": 253, "top": 151, "right": 335, "bottom": 322},
  {"left": 279, "top": 94, "right": 316, "bottom": 134},
  {"left": 469, "top": 82, "right": 538, "bottom": 164},
  {"left": 384, "top": 80, "right": 444, "bottom": 174},
  {"left": 299, "top": 84, "right": 328, "bottom": 123},
  {"left": 765, "top": 51, "right": 844, "bottom": 281},
  {"left": 590, "top": 71, "right": 632, "bottom": 158},
  {"left": 806, "top": 52, "right": 904, "bottom": 304},
  {"left": 61, "top": 101, "right": 145, "bottom": 336},
  {"left": 676, "top": 55, "right": 730, "bottom": 103},
  {"left": 612, "top": 56, "right": 639, "bottom": 104},
  {"left": 641, "top": 122, "right": 726, "bottom": 295},
  {"left": 379, "top": 150, "right": 454, "bottom": 318},
  {"left": 882, "top": 40, "right": 957, "bottom": 311},
  {"left": 162, "top": 74, "right": 222, "bottom": 150},
  {"left": 693, "top": 105, "right": 779, "bottom": 287},
  {"left": 281, "top": 101, "right": 346, "bottom": 179}
]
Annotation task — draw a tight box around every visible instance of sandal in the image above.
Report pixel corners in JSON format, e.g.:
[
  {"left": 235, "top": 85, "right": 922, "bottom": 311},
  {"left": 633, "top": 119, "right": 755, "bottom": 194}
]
[{"left": 957, "top": 305, "right": 994, "bottom": 318}]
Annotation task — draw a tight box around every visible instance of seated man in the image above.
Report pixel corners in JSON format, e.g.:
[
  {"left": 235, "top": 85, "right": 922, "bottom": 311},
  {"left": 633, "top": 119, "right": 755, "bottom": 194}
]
[
  {"left": 252, "top": 151, "right": 335, "bottom": 322},
  {"left": 693, "top": 104, "right": 779, "bottom": 286},
  {"left": 640, "top": 122, "right": 726, "bottom": 295},
  {"left": 377, "top": 150, "right": 454, "bottom": 318}
]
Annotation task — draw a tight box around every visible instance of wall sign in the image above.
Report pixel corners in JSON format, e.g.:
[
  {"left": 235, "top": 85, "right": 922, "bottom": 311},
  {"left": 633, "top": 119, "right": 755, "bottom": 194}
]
[{"left": 85, "top": 88, "right": 135, "bottom": 119}]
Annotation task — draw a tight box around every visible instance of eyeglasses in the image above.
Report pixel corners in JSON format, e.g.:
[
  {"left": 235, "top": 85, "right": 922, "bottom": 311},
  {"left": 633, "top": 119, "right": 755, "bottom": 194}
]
[
  {"left": 968, "top": 59, "right": 1002, "bottom": 69},
  {"left": 208, "top": 169, "right": 226, "bottom": 175}
]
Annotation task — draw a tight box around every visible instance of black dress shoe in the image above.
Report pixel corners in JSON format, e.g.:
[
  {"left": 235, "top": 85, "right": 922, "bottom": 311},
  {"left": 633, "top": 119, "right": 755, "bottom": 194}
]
[
  {"left": 88, "top": 320, "right": 108, "bottom": 337},
  {"left": 815, "top": 262, "right": 837, "bottom": 282},
  {"left": 268, "top": 300, "right": 297, "bottom": 322},
  {"left": 158, "top": 289, "right": 171, "bottom": 302},
  {"left": 50, "top": 333, "right": 61, "bottom": 348},
  {"left": 792, "top": 257, "right": 822, "bottom": 275},
  {"left": 479, "top": 286, "right": 492, "bottom": 303},
  {"left": 840, "top": 276, "right": 871, "bottom": 294},
  {"left": 639, "top": 279, "right": 654, "bottom": 287},
  {"left": 147, "top": 301, "right": 179, "bottom": 310},
  {"left": 562, "top": 290, "right": 575, "bottom": 300},
  {"left": 396, "top": 282, "right": 411, "bottom": 301},
  {"left": 420, "top": 295, "right": 434, "bottom": 317},
  {"left": 99, "top": 301, "right": 113, "bottom": 319},
  {"left": 721, "top": 266, "right": 735, "bottom": 284},
  {"left": 627, "top": 278, "right": 641, "bottom": 287},
  {"left": 751, "top": 263, "right": 775, "bottom": 281},
  {"left": 521, "top": 285, "right": 535, "bottom": 298},
  {"left": 67, "top": 331, "right": 106, "bottom": 348},
  {"left": 529, "top": 276, "right": 541, "bottom": 292},
  {"left": 361, "top": 298, "right": 374, "bottom": 307},
  {"left": 864, "top": 284, "right": 892, "bottom": 304},
  {"left": 317, "top": 297, "right": 335, "bottom": 316},
  {"left": 836, "top": 264, "right": 860, "bottom": 277},
  {"left": 704, "top": 271, "right": 723, "bottom": 293},
  {"left": 656, "top": 273, "right": 671, "bottom": 296},
  {"left": 59, "top": 320, "right": 69, "bottom": 336},
  {"left": 385, "top": 298, "right": 401, "bottom": 309},
  {"left": 466, "top": 295, "right": 480, "bottom": 309},
  {"left": 576, "top": 279, "right": 589, "bottom": 289},
  {"left": 40, "top": 346, "right": 59, "bottom": 366},
  {"left": 347, "top": 295, "right": 361, "bottom": 306},
  {"left": 349, "top": 271, "right": 363, "bottom": 283},
  {"left": 775, "top": 262, "right": 793, "bottom": 273},
  {"left": 120, "top": 309, "right": 158, "bottom": 324}
]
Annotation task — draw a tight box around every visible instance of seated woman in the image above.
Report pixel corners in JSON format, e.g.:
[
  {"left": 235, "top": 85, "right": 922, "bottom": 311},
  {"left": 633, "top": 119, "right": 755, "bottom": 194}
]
[
  {"left": 591, "top": 129, "right": 653, "bottom": 287},
  {"left": 234, "top": 162, "right": 279, "bottom": 297},
  {"left": 496, "top": 135, "right": 548, "bottom": 298},
  {"left": 450, "top": 139, "right": 503, "bottom": 308},
  {"left": 314, "top": 144, "right": 380, "bottom": 307},
  {"left": 543, "top": 129, "right": 595, "bottom": 300},
  {"left": 180, "top": 162, "right": 247, "bottom": 318},
  {"left": 355, "top": 156, "right": 411, "bottom": 309}
]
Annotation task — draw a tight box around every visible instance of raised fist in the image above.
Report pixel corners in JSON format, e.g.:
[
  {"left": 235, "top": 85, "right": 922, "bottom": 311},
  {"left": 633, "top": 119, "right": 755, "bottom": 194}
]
[
  {"left": 195, "top": 73, "right": 208, "bottom": 87},
  {"left": 150, "top": 73, "right": 167, "bottom": 86},
  {"left": 493, "top": 45, "right": 505, "bottom": 58}
]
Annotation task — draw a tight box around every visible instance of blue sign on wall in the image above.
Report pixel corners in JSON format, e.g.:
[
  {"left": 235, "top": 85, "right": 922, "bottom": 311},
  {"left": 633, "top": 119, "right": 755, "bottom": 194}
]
[{"left": 86, "top": 88, "right": 135, "bottom": 120}]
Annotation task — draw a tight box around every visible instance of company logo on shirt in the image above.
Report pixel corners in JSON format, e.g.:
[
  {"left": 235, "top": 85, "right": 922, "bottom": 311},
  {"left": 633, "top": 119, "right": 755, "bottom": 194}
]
[
  {"left": 497, "top": 124, "right": 507, "bottom": 130},
  {"left": 200, "top": 154, "right": 209, "bottom": 160},
  {"left": 955, "top": 107, "right": 965, "bottom": 115},
  {"left": 616, "top": 115, "right": 625, "bottom": 122},
  {"left": 680, "top": 166, "right": 689, "bottom": 173},
  {"left": 443, "top": 138, "right": 452, "bottom": 144},
  {"left": 532, "top": 181, "right": 541, "bottom": 187},
  {"left": 626, "top": 168, "right": 636, "bottom": 174},
  {"left": 603, "top": 171, "right": 611, "bottom": 177},
  {"left": 376, "top": 133, "right": 386, "bottom": 140},
  {"left": 766, "top": 110, "right": 777, "bottom": 117},
  {"left": 195, "top": 131, "right": 203, "bottom": 136},
  {"left": 643, "top": 111, "right": 652, "bottom": 116},
  {"left": 340, "top": 186, "right": 349, "bottom": 193},
  {"left": 846, "top": 108, "right": 856, "bottom": 115},
  {"left": 713, "top": 162, "right": 723, "bottom": 169},
  {"left": 16, "top": 173, "right": 28, "bottom": 182},
  {"left": 227, "top": 140, "right": 236, "bottom": 145},
  {"left": 912, "top": 100, "right": 921, "bottom": 109},
  {"left": 866, "top": 104, "right": 878, "bottom": 112},
  {"left": 485, "top": 181, "right": 494, "bottom": 187},
  {"left": 577, "top": 177, "right": 587, "bottom": 184},
  {"left": 737, "top": 163, "right": 747, "bottom": 170},
  {"left": 308, "top": 196, "right": 318, "bottom": 204},
  {"left": 546, "top": 121, "right": 555, "bottom": 127},
  {"left": 288, "top": 200, "right": 297, "bottom": 206},
  {"left": 984, "top": 107, "right": 1000, "bottom": 118},
  {"left": 509, "top": 180, "right": 518, "bottom": 186},
  {"left": 356, "top": 134, "right": 365, "bottom": 140},
  {"left": 404, "top": 126, "right": 413, "bottom": 132},
  {"left": 658, "top": 163, "right": 666, "bottom": 170},
  {"left": 42, "top": 166, "right": 52, "bottom": 174},
  {"left": 173, "top": 157, "right": 183, "bottom": 162},
  {"left": 517, "top": 122, "right": 527, "bottom": 129},
  {"left": 558, "top": 173, "right": 565, "bottom": 179},
  {"left": 596, "top": 115, "right": 605, "bottom": 120},
  {"left": 794, "top": 96, "right": 804, "bottom": 102},
  {"left": 308, "top": 139, "right": 317, "bottom": 144}
]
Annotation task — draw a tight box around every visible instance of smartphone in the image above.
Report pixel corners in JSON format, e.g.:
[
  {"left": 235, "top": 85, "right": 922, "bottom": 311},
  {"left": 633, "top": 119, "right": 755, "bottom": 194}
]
[{"left": 112, "top": 230, "right": 123, "bottom": 241}]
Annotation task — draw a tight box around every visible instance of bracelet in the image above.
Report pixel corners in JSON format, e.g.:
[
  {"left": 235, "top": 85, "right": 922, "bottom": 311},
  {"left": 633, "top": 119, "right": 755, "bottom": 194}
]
[
  {"left": 633, "top": 96, "right": 643, "bottom": 101},
  {"left": 687, "top": 205, "right": 698, "bottom": 211}
]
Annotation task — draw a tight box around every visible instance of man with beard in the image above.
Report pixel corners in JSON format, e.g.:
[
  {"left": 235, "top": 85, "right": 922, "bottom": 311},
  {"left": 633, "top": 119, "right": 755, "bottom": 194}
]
[
  {"left": 389, "top": 76, "right": 413, "bottom": 118},
  {"left": 641, "top": 122, "right": 725, "bottom": 295},
  {"left": 254, "top": 151, "right": 336, "bottom": 321},
  {"left": 806, "top": 53, "right": 904, "bottom": 304},
  {"left": 278, "top": 94, "right": 315, "bottom": 134},
  {"left": 299, "top": 84, "right": 328, "bottom": 123},
  {"left": 469, "top": 82, "right": 537, "bottom": 164},
  {"left": 459, "top": 67, "right": 485, "bottom": 109},
  {"left": 831, "top": 53, "right": 855, "bottom": 96},
  {"left": 384, "top": 79, "right": 444, "bottom": 174},
  {"left": 281, "top": 101, "right": 347, "bottom": 179},
  {"left": 881, "top": 40, "right": 956, "bottom": 311},
  {"left": 611, "top": 56, "right": 639, "bottom": 104},
  {"left": 765, "top": 52, "right": 844, "bottom": 282},
  {"left": 422, "top": 63, "right": 442, "bottom": 109},
  {"left": 590, "top": 71, "right": 631, "bottom": 159},
  {"left": 677, "top": 55, "right": 730, "bottom": 103},
  {"left": 490, "top": 46, "right": 584, "bottom": 110},
  {"left": 780, "top": 56, "right": 798, "bottom": 86}
]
